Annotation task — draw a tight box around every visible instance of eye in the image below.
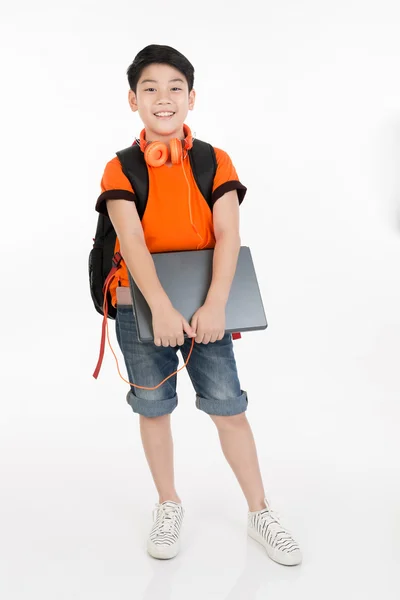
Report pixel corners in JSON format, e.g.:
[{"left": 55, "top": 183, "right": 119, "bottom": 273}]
[
  {"left": 145, "top": 88, "right": 156, "bottom": 92},
  {"left": 171, "top": 87, "right": 182, "bottom": 91}
]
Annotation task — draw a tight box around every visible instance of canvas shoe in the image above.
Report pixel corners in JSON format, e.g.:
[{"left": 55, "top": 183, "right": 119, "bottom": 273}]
[
  {"left": 248, "top": 498, "right": 302, "bottom": 566},
  {"left": 147, "top": 500, "right": 184, "bottom": 560}
]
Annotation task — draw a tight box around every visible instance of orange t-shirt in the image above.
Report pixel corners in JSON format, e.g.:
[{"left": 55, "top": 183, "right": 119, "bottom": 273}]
[{"left": 95, "top": 143, "right": 247, "bottom": 308}]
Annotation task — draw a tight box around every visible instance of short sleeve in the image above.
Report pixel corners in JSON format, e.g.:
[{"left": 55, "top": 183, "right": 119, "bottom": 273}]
[
  {"left": 95, "top": 156, "right": 136, "bottom": 216},
  {"left": 211, "top": 148, "right": 247, "bottom": 206}
]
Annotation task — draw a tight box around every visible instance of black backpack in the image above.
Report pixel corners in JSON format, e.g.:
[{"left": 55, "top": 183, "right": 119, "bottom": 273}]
[{"left": 89, "top": 139, "right": 217, "bottom": 320}]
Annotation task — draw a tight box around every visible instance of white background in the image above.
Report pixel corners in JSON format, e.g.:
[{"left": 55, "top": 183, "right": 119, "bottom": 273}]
[{"left": 1, "top": 1, "right": 399, "bottom": 598}]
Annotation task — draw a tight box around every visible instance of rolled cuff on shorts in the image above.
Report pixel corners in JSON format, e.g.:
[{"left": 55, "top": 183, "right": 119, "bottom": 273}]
[
  {"left": 126, "top": 391, "right": 178, "bottom": 417},
  {"left": 195, "top": 390, "right": 248, "bottom": 416}
]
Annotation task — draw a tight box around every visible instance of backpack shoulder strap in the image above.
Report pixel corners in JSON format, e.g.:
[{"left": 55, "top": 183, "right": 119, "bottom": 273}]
[
  {"left": 116, "top": 139, "right": 217, "bottom": 216},
  {"left": 115, "top": 144, "right": 148, "bottom": 220},
  {"left": 188, "top": 139, "right": 217, "bottom": 210}
]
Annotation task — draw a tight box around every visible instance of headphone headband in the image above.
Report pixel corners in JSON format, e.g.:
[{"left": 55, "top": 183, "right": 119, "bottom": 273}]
[{"left": 138, "top": 124, "right": 193, "bottom": 152}]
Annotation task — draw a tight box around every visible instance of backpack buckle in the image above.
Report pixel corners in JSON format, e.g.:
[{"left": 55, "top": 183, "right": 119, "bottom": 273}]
[{"left": 112, "top": 252, "right": 123, "bottom": 268}]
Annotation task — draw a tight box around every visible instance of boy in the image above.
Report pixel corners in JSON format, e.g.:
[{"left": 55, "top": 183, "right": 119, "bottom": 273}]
[{"left": 95, "top": 44, "right": 302, "bottom": 566}]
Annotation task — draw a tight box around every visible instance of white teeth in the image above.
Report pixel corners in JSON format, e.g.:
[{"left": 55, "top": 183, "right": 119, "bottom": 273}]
[{"left": 155, "top": 112, "right": 174, "bottom": 116}]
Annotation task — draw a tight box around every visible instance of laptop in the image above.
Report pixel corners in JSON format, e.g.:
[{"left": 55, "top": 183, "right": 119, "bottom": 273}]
[{"left": 128, "top": 246, "right": 268, "bottom": 342}]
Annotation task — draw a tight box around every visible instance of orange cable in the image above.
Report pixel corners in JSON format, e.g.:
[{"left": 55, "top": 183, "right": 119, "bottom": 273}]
[
  {"left": 181, "top": 151, "right": 204, "bottom": 249},
  {"left": 102, "top": 279, "right": 195, "bottom": 391}
]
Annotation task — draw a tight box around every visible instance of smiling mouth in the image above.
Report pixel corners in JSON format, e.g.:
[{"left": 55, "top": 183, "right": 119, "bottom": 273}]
[{"left": 154, "top": 111, "right": 175, "bottom": 118}]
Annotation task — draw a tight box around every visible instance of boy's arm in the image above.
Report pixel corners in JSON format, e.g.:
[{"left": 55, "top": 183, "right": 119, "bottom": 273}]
[
  {"left": 107, "top": 199, "right": 196, "bottom": 346},
  {"left": 205, "top": 189, "right": 241, "bottom": 307},
  {"left": 190, "top": 189, "right": 240, "bottom": 343},
  {"left": 106, "top": 199, "right": 171, "bottom": 312}
]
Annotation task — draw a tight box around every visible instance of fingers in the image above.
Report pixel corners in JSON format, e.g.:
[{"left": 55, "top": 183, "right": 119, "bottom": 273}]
[
  {"left": 154, "top": 322, "right": 224, "bottom": 347},
  {"left": 152, "top": 307, "right": 196, "bottom": 347},
  {"left": 198, "top": 330, "right": 224, "bottom": 344},
  {"left": 154, "top": 333, "right": 178, "bottom": 347},
  {"left": 195, "top": 324, "right": 208, "bottom": 343},
  {"left": 155, "top": 330, "right": 224, "bottom": 346},
  {"left": 187, "top": 316, "right": 197, "bottom": 337},
  {"left": 156, "top": 331, "right": 184, "bottom": 347},
  {"left": 195, "top": 329, "right": 204, "bottom": 343},
  {"left": 163, "top": 336, "right": 179, "bottom": 347}
]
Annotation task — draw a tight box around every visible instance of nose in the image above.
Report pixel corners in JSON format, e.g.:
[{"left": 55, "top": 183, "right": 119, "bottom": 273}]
[
  {"left": 155, "top": 87, "right": 173, "bottom": 104},
  {"left": 156, "top": 96, "right": 172, "bottom": 105}
]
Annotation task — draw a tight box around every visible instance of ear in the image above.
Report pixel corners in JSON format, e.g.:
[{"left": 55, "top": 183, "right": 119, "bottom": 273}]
[
  {"left": 128, "top": 89, "right": 139, "bottom": 112},
  {"left": 188, "top": 89, "right": 196, "bottom": 111}
]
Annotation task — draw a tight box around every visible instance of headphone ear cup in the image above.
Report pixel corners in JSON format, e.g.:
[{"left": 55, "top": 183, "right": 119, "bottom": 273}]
[
  {"left": 170, "top": 138, "right": 183, "bottom": 164},
  {"left": 184, "top": 133, "right": 193, "bottom": 150},
  {"left": 144, "top": 141, "right": 169, "bottom": 167}
]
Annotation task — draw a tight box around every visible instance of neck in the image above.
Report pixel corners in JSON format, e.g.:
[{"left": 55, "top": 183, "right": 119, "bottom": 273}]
[{"left": 144, "top": 126, "right": 185, "bottom": 146}]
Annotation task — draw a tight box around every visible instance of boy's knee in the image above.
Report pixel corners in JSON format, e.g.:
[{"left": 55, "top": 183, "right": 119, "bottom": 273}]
[
  {"left": 210, "top": 412, "right": 248, "bottom": 430},
  {"left": 139, "top": 413, "right": 170, "bottom": 423}
]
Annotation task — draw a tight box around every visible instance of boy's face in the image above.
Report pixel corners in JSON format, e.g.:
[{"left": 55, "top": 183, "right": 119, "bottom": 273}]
[{"left": 128, "top": 63, "right": 195, "bottom": 140}]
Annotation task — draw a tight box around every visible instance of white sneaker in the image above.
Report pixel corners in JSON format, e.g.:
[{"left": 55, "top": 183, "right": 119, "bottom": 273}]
[
  {"left": 147, "top": 501, "right": 184, "bottom": 560},
  {"left": 248, "top": 498, "right": 302, "bottom": 566}
]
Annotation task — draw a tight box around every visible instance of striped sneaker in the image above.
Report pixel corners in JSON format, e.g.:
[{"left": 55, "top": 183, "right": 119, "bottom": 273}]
[
  {"left": 147, "top": 501, "right": 184, "bottom": 560},
  {"left": 248, "top": 499, "right": 302, "bottom": 566}
]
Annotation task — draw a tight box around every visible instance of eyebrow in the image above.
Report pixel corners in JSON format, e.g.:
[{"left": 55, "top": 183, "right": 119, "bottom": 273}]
[{"left": 140, "top": 78, "right": 185, "bottom": 85}]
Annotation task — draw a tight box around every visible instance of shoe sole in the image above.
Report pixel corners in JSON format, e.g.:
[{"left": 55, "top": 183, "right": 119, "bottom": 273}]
[
  {"left": 247, "top": 526, "right": 302, "bottom": 566},
  {"left": 147, "top": 540, "right": 180, "bottom": 560}
]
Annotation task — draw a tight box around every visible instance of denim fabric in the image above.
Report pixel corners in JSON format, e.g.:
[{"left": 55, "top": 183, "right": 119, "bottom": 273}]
[{"left": 115, "top": 304, "right": 248, "bottom": 418}]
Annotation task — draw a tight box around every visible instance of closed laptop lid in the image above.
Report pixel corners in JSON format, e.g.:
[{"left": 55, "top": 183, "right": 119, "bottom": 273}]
[{"left": 128, "top": 246, "right": 267, "bottom": 342}]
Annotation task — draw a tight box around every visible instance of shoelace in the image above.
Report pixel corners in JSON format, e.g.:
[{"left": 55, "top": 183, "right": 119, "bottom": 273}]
[
  {"left": 258, "top": 508, "right": 298, "bottom": 549},
  {"left": 153, "top": 503, "right": 179, "bottom": 534},
  {"left": 261, "top": 507, "right": 282, "bottom": 523}
]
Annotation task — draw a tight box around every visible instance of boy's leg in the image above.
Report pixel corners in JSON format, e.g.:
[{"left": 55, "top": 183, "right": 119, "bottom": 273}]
[
  {"left": 116, "top": 303, "right": 185, "bottom": 559},
  {"left": 115, "top": 304, "right": 181, "bottom": 503},
  {"left": 180, "top": 334, "right": 265, "bottom": 510},
  {"left": 139, "top": 413, "right": 181, "bottom": 504},
  {"left": 181, "top": 335, "right": 302, "bottom": 566},
  {"left": 209, "top": 412, "right": 266, "bottom": 512},
  {"left": 182, "top": 334, "right": 265, "bottom": 510}
]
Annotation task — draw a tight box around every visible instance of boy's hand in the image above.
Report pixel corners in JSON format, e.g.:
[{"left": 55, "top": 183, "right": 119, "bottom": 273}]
[
  {"left": 152, "top": 304, "right": 196, "bottom": 347},
  {"left": 191, "top": 301, "right": 226, "bottom": 344}
]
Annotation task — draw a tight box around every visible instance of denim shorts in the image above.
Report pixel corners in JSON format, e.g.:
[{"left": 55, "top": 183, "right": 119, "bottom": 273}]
[{"left": 115, "top": 304, "right": 248, "bottom": 418}]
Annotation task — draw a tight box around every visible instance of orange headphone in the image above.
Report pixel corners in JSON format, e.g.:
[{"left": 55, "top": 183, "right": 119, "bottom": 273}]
[{"left": 138, "top": 123, "right": 193, "bottom": 167}]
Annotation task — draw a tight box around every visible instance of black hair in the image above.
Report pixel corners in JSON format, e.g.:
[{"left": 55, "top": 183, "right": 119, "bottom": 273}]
[{"left": 127, "top": 44, "right": 194, "bottom": 93}]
